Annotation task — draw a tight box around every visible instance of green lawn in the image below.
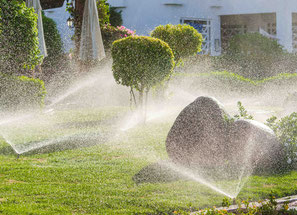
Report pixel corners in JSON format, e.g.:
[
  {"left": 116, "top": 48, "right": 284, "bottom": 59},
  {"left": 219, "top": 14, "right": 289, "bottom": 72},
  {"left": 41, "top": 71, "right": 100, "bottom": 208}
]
[{"left": 0, "top": 108, "right": 297, "bottom": 214}]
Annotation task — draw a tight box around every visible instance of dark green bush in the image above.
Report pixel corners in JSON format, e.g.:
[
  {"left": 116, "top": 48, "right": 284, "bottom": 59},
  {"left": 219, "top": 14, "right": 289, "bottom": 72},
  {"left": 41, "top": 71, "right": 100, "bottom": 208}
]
[
  {"left": 112, "top": 36, "right": 174, "bottom": 107},
  {"left": 0, "top": 73, "right": 46, "bottom": 110},
  {"left": 227, "top": 32, "right": 283, "bottom": 56},
  {"left": 218, "top": 33, "right": 297, "bottom": 79},
  {"left": 0, "top": 0, "right": 42, "bottom": 75},
  {"left": 41, "top": 13, "right": 66, "bottom": 79},
  {"left": 151, "top": 24, "right": 203, "bottom": 63},
  {"left": 109, "top": 7, "right": 123, "bottom": 27},
  {"left": 42, "top": 13, "right": 63, "bottom": 59}
]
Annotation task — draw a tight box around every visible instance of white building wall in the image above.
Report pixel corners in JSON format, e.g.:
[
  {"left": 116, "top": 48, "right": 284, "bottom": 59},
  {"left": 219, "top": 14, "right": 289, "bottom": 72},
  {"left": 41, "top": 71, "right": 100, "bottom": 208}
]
[{"left": 108, "top": 0, "right": 297, "bottom": 55}]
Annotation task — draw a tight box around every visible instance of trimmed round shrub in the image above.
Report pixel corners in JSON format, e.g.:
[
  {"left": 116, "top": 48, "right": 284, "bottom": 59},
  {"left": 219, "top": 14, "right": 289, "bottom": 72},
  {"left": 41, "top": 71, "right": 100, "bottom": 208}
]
[
  {"left": 151, "top": 24, "right": 203, "bottom": 63},
  {"left": 0, "top": 0, "right": 42, "bottom": 75},
  {"left": 112, "top": 36, "right": 174, "bottom": 105},
  {"left": 0, "top": 73, "right": 46, "bottom": 110}
]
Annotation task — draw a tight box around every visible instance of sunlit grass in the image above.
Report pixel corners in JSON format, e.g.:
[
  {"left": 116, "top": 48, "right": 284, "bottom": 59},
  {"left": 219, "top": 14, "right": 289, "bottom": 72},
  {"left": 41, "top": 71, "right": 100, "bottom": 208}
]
[{"left": 0, "top": 108, "right": 297, "bottom": 214}]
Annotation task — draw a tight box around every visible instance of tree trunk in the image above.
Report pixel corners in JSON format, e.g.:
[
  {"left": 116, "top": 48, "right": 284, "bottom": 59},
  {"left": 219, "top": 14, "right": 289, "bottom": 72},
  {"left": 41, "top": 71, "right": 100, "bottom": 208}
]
[
  {"left": 139, "top": 85, "right": 145, "bottom": 124},
  {"left": 144, "top": 88, "right": 149, "bottom": 124},
  {"left": 139, "top": 88, "right": 144, "bottom": 110},
  {"left": 130, "top": 87, "right": 137, "bottom": 108}
]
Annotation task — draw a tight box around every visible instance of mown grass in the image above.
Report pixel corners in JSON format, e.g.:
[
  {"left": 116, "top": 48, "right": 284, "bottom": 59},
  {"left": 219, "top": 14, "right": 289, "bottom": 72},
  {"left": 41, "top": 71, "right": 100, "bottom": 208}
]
[{"left": 0, "top": 108, "right": 297, "bottom": 214}]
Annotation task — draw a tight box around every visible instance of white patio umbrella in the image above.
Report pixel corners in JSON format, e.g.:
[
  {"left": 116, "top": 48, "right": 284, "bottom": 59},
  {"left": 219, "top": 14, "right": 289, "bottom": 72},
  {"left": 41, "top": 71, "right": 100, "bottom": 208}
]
[
  {"left": 79, "top": 0, "right": 106, "bottom": 61},
  {"left": 26, "top": 0, "right": 48, "bottom": 57}
]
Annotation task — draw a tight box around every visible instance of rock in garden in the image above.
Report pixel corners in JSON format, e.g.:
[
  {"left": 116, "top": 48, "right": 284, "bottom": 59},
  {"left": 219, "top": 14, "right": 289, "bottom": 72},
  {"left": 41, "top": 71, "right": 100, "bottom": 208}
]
[
  {"left": 166, "top": 96, "right": 230, "bottom": 168},
  {"left": 229, "top": 120, "right": 285, "bottom": 173},
  {"left": 166, "top": 96, "right": 285, "bottom": 173}
]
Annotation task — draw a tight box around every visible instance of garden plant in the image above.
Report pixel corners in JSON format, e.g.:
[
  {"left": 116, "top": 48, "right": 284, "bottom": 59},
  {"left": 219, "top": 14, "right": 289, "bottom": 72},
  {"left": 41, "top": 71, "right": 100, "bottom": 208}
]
[{"left": 112, "top": 35, "right": 175, "bottom": 111}]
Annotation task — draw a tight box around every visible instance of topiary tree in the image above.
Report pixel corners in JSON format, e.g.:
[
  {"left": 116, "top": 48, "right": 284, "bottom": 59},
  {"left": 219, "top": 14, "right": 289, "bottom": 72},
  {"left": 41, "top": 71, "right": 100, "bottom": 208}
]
[
  {"left": 151, "top": 24, "right": 203, "bottom": 64},
  {"left": 0, "top": 0, "right": 42, "bottom": 76},
  {"left": 112, "top": 36, "right": 175, "bottom": 110}
]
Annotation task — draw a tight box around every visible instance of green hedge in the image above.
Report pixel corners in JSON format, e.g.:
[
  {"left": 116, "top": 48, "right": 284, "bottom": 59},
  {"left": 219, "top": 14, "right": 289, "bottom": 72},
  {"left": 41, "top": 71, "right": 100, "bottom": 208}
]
[
  {"left": 0, "top": 73, "right": 46, "bottom": 110},
  {"left": 217, "top": 33, "right": 297, "bottom": 79},
  {"left": 0, "top": 0, "right": 42, "bottom": 75},
  {"left": 41, "top": 13, "right": 65, "bottom": 79},
  {"left": 173, "top": 71, "right": 297, "bottom": 97}
]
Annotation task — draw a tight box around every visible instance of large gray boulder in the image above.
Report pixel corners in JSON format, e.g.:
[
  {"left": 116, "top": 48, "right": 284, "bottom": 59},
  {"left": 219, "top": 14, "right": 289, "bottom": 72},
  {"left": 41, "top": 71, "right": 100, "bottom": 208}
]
[
  {"left": 229, "top": 120, "right": 285, "bottom": 173},
  {"left": 166, "top": 96, "right": 230, "bottom": 168},
  {"left": 166, "top": 96, "right": 285, "bottom": 173}
]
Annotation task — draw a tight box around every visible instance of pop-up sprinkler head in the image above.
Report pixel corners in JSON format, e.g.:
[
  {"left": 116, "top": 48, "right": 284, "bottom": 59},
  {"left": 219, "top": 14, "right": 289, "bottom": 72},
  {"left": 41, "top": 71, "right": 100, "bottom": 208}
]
[
  {"left": 233, "top": 198, "right": 236, "bottom": 205},
  {"left": 16, "top": 154, "right": 20, "bottom": 159}
]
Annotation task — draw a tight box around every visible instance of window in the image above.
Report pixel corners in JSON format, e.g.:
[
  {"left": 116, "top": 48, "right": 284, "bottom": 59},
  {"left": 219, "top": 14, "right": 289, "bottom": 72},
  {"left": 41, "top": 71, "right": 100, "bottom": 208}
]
[{"left": 182, "top": 18, "right": 211, "bottom": 54}]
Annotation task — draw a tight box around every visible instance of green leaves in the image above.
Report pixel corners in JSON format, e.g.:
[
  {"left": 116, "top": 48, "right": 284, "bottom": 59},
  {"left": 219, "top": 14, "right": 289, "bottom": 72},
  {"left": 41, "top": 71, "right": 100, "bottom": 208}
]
[
  {"left": 0, "top": 72, "right": 46, "bottom": 110},
  {"left": 112, "top": 36, "right": 175, "bottom": 92},
  {"left": 233, "top": 101, "right": 253, "bottom": 120},
  {"left": 96, "top": 0, "right": 110, "bottom": 27},
  {"left": 0, "top": 0, "right": 42, "bottom": 75},
  {"left": 221, "top": 32, "right": 291, "bottom": 79},
  {"left": 266, "top": 113, "right": 297, "bottom": 167},
  {"left": 151, "top": 24, "right": 203, "bottom": 64}
]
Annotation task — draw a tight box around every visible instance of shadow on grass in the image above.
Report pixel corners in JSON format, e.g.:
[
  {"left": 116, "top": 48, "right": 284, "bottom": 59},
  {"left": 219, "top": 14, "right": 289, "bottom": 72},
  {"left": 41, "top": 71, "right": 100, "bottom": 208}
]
[
  {"left": 0, "top": 144, "right": 16, "bottom": 155},
  {"left": 133, "top": 161, "right": 183, "bottom": 184},
  {"left": 133, "top": 160, "right": 294, "bottom": 185},
  {"left": 0, "top": 132, "right": 110, "bottom": 156}
]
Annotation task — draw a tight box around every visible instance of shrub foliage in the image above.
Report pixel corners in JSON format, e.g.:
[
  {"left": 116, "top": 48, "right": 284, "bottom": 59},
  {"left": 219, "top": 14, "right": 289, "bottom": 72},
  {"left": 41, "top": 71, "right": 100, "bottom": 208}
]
[
  {"left": 97, "top": 0, "right": 110, "bottom": 27},
  {"left": 266, "top": 113, "right": 297, "bottom": 168},
  {"left": 218, "top": 33, "right": 297, "bottom": 79},
  {"left": 151, "top": 24, "right": 203, "bottom": 63},
  {"left": 0, "top": 73, "right": 46, "bottom": 110},
  {"left": 109, "top": 7, "right": 123, "bottom": 27},
  {"left": 173, "top": 71, "right": 297, "bottom": 98},
  {"left": 42, "top": 13, "right": 65, "bottom": 78},
  {"left": 0, "top": 0, "right": 42, "bottom": 75},
  {"left": 101, "top": 25, "right": 135, "bottom": 50},
  {"left": 227, "top": 32, "right": 283, "bottom": 56},
  {"left": 112, "top": 36, "right": 175, "bottom": 107}
]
